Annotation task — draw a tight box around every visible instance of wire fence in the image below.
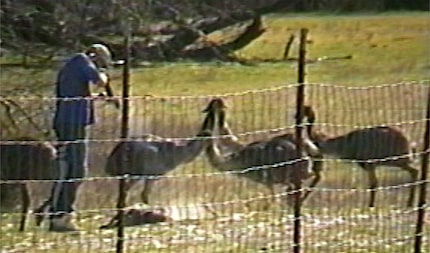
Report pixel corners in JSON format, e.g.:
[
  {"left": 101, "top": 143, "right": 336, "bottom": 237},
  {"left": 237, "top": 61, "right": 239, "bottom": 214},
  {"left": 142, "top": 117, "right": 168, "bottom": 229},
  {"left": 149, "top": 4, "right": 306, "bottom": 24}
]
[{"left": 1, "top": 80, "right": 429, "bottom": 253}]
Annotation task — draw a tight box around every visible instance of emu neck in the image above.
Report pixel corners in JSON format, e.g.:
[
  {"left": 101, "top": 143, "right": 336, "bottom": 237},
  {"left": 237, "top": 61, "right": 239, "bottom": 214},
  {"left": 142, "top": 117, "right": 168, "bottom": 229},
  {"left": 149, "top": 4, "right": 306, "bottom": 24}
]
[
  {"left": 205, "top": 141, "right": 239, "bottom": 172},
  {"left": 218, "top": 123, "right": 245, "bottom": 152},
  {"left": 172, "top": 137, "right": 209, "bottom": 166},
  {"left": 172, "top": 108, "right": 215, "bottom": 166},
  {"left": 205, "top": 141, "right": 276, "bottom": 187}
]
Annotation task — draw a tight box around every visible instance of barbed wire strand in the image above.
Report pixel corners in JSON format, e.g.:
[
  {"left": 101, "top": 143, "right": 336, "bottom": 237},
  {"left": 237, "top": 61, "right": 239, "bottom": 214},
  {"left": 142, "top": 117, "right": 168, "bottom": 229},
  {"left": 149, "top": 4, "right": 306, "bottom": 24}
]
[
  {"left": 1, "top": 182, "right": 428, "bottom": 217},
  {"left": 0, "top": 118, "right": 428, "bottom": 145},
  {"left": 1, "top": 150, "right": 428, "bottom": 184}
]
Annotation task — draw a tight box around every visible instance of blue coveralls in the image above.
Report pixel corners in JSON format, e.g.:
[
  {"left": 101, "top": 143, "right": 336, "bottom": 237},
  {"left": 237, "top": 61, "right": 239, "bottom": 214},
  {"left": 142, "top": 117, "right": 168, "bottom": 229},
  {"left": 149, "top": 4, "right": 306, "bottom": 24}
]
[{"left": 48, "top": 53, "right": 102, "bottom": 216}]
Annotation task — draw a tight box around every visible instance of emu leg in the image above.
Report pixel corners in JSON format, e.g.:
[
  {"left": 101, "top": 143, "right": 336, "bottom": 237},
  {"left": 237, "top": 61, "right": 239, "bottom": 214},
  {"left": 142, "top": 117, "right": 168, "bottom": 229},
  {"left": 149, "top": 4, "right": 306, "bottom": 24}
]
[
  {"left": 364, "top": 165, "right": 378, "bottom": 208},
  {"left": 267, "top": 185, "right": 279, "bottom": 209},
  {"left": 122, "top": 178, "right": 139, "bottom": 206},
  {"left": 402, "top": 165, "right": 419, "bottom": 207},
  {"left": 124, "top": 178, "right": 138, "bottom": 192},
  {"left": 285, "top": 183, "right": 302, "bottom": 206},
  {"left": 141, "top": 179, "right": 155, "bottom": 205},
  {"left": 301, "top": 156, "right": 324, "bottom": 202},
  {"left": 101, "top": 179, "right": 138, "bottom": 230},
  {"left": 268, "top": 185, "right": 276, "bottom": 197},
  {"left": 301, "top": 171, "right": 321, "bottom": 202},
  {"left": 33, "top": 200, "right": 50, "bottom": 226},
  {"left": 284, "top": 185, "right": 294, "bottom": 205},
  {"left": 19, "top": 184, "right": 30, "bottom": 232}
]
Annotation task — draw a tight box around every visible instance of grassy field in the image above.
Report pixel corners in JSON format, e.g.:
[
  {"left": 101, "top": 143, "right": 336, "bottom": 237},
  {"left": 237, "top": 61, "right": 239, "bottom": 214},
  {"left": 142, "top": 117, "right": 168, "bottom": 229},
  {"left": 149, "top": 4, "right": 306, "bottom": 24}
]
[{"left": 1, "top": 12, "right": 429, "bottom": 253}]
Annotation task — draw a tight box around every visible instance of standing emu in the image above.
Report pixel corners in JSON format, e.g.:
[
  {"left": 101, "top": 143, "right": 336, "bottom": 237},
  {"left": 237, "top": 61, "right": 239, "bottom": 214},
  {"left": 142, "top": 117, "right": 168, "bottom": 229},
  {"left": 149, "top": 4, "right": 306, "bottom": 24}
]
[
  {"left": 0, "top": 138, "right": 57, "bottom": 231},
  {"left": 203, "top": 98, "right": 317, "bottom": 203},
  {"left": 104, "top": 102, "right": 215, "bottom": 206},
  {"left": 305, "top": 106, "right": 419, "bottom": 207},
  {"left": 212, "top": 104, "right": 323, "bottom": 201}
]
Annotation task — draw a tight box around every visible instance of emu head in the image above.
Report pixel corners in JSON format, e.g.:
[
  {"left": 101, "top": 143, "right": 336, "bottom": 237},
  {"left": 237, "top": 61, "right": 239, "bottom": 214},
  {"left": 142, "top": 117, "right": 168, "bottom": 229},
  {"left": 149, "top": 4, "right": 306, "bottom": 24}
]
[
  {"left": 31, "top": 142, "right": 58, "bottom": 180},
  {"left": 201, "top": 98, "right": 227, "bottom": 134},
  {"left": 202, "top": 98, "right": 227, "bottom": 113},
  {"left": 202, "top": 98, "right": 229, "bottom": 133}
]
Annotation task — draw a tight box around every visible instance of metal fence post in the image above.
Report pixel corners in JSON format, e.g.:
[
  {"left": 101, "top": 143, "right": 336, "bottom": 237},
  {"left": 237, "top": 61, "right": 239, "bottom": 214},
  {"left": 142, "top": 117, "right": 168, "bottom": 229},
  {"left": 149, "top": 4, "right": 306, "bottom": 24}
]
[
  {"left": 414, "top": 86, "right": 430, "bottom": 253},
  {"left": 116, "top": 20, "right": 131, "bottom": 253},
  {"left": 293, "top": 27, "right": 308, "bottom": 253}
]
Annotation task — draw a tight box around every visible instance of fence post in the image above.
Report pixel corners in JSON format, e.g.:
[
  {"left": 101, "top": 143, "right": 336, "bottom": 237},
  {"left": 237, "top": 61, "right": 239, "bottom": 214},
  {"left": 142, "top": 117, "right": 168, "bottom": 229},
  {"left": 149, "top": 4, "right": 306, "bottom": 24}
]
[
  {"left": 116, "top": 20, "right": 131, "bottom": 253},
  {"left": 293, "top": 27, "right": 308, "bottom": 253},
  {"left": 414, "top": 86, "right": 430, "bottom": 253}
]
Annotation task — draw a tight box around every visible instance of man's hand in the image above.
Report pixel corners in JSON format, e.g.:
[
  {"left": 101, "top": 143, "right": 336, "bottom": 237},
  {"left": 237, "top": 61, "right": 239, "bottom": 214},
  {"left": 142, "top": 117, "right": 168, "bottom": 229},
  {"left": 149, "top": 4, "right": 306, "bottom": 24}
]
[
  {"left": 97, "top": 92, "right": 120, "bottom": 109},
  {"left": 99, "top": 72, "right": 109, "bottom": 86},
  {"left": 97, "top": 70, "right": 120, "bottom": 109}
]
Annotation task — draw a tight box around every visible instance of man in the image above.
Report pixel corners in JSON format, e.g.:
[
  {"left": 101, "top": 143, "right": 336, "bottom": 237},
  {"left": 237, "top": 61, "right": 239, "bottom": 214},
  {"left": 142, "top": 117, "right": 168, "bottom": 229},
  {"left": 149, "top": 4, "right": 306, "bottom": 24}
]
[{"left": 38, "top": 44, "right": 114, "bottom": 232}]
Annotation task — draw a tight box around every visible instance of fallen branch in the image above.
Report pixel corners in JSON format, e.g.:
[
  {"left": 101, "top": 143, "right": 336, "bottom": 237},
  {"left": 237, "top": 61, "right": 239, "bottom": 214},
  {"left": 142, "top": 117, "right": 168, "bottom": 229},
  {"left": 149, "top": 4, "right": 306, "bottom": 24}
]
[
  {"left": 180, "top": 16, "right": 266, "bottom": 61},
  {"left": 103, "top": 13, "right": 264, "bottom": 62}
]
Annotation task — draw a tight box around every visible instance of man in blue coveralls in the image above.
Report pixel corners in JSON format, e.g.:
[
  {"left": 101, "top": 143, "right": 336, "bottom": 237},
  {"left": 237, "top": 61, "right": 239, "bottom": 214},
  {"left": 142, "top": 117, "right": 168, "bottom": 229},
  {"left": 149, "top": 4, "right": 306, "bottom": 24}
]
[{"left": 40, "top": 44, "right": 113, "bottom": 232}]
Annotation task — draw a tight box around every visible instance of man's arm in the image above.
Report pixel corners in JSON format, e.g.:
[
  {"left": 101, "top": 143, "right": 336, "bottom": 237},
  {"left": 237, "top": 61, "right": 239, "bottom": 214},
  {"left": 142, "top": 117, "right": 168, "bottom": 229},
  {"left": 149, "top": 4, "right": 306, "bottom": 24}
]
[
  {"left": 96, "top": 71, "right": 120, "bottom": 109},
  {"left": 84, "top": 65, "right": 120, "bottom": 109},
  {"left": 99, "top": 72, "right": 115, "bottom": 97},
  {"left": 94, "top": 71, "right": 109, "bottom": 88},
  {"left": 94, "top": 71, "right": 115, "bottom": 96}
]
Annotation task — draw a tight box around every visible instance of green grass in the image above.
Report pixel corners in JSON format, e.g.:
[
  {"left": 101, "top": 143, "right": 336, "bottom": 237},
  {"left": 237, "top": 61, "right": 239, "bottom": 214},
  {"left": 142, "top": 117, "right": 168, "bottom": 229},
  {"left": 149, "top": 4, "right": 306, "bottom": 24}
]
[
  {"left": 126, "top": 12, "right": 428, "bottom": 96},
  {"left": 1, "top": 12, "right": 429, "bottom": 253}
]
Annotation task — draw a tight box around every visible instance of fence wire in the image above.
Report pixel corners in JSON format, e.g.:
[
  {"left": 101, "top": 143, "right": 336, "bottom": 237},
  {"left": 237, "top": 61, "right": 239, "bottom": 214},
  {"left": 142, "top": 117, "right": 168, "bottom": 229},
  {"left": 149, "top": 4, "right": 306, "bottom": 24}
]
[{"left": 1, "top": 81, "right": 429, "bottom": 253}]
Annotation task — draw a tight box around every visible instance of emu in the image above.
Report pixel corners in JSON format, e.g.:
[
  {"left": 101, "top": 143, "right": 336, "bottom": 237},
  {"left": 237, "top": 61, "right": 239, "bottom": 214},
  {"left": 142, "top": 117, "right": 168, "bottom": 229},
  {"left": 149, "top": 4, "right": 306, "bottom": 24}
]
[
  {"left": 305, "top": 105, "right": 419, "bottom": 207},
  {"left": 214, "top": 105, "right": 324, "bottom": 201},
  {"left": 0, "top": 137, "right": 57, "bottom": 231},
  {"left": 203, "top": 98, "right": 318, "bottom": 204},
  {"left": 104, "top": 102, "right": 215, "bottom": 206}
]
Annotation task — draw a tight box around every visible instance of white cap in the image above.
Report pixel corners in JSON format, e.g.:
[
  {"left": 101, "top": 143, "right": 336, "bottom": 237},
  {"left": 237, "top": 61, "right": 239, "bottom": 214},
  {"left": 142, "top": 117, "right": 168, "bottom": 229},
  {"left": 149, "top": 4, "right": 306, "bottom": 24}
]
[{"left": 87, "top": 43, "right": 113, "bottom": 68}]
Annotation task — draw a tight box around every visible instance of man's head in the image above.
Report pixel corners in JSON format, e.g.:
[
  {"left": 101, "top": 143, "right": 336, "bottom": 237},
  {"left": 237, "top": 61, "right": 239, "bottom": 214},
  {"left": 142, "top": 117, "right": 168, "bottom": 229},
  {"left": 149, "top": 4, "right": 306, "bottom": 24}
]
[{"left": 85, "top": 44, "right": 112, "bottom": 69}]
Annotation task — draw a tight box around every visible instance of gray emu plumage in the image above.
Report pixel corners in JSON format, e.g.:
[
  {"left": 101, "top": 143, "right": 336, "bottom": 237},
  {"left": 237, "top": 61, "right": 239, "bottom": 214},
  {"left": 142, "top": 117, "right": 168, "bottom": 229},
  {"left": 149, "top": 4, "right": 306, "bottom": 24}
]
[
  {"left": 105, "top": 104, "right": 215, "bottom": 205},
  {"left": 203, "top": 98, "right": 317, "bottom": 203},
  {"left": 213, "top": 106, "right": 324, "bottom": 201},
  {"left": 305, "top": 106, "right": 419, "bottom": 207},
  {"left": 0, "top": 138, "right": 57, "bottom": 231}
]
